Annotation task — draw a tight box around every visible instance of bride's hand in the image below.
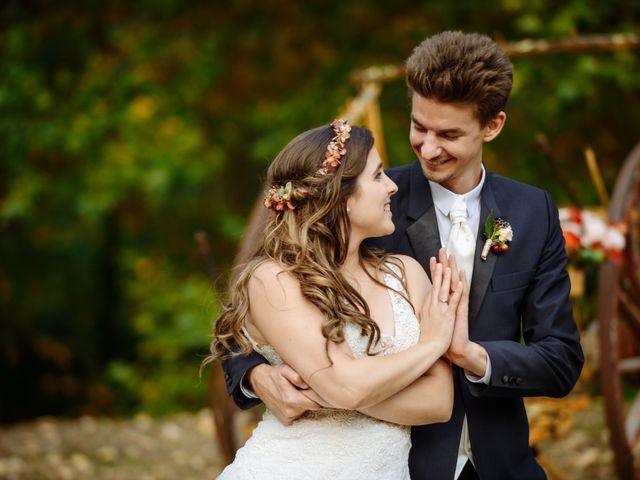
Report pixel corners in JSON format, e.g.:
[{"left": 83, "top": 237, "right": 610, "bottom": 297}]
[
  {"left": 418, "top": 257, "right": 462, "bottom": 353},
  {"left": 438, "top": 248, "right": 459, "bottom": 296}
]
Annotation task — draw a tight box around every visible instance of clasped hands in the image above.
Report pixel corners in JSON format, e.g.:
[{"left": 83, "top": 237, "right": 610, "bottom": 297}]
[
  {"left": 431, "top": 248, "right": 488, "bottom": 380},
  {"left": 429, "top": 248, "right": 484, "bottom": 374}
]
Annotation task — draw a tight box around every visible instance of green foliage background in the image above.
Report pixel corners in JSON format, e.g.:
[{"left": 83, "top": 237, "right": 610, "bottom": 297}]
[{"left": 1, "top": 0, "right": 639, "bottom": 420}]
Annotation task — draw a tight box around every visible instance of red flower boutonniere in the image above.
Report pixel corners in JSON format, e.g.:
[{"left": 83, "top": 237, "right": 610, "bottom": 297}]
[{"left": 481, "top": 211, "right": 513, "bottom": 260}]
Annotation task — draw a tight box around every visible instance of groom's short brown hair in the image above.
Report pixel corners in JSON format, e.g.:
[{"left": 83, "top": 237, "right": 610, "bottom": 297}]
[{"left": 406, "top": 31, "right": 513, "bottom": 126}]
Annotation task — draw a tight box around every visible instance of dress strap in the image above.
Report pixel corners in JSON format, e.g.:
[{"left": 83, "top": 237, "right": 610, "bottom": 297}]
[
  {"left": 242, "top": 325, "right": 281, "bottom": 364},
  {"left": 382, "top": 260, "right": 406, "bottom": 293}
]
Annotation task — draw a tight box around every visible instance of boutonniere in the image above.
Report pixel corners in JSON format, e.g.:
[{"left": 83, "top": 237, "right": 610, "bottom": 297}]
[{"left": 481, "top": 211, "right": 513, "bottom": 260}]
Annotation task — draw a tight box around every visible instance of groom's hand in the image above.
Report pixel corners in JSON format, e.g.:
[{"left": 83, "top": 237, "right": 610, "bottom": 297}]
[
  {"left": 248, "top": 363, "right": 321, "bottom": 425},
  {"left": 443, "top": 265, "right": 489, "bottom": 378}
]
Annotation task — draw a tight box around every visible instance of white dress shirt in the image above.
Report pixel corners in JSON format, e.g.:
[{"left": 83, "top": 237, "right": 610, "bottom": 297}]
[{"left": 428, "top": 166, "right": 492, "bottom": 478}]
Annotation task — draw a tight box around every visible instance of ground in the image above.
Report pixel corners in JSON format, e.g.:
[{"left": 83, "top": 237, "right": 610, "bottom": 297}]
[
  {"left": 532, "top": 397, "right": 618, "bottom": 480},
  {"left": 0, "top": 398, "right": 622, "bottom": 480},
  {"left": 0, "top": 410, "right": 224, "bottom": 480}
]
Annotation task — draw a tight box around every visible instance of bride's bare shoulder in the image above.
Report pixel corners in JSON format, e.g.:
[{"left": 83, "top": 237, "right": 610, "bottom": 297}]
[
  {"left": 251, "top": 259, "right": 297, "bottom": 283},
  {"left": 386, "top": 255, "right": 431, "bottom": 307},
  {"left": 386, "top": 255, "right": 428, "bottom": 283},
  {"left": 249, "top": 260, "right": 303, "bottom": 306}
]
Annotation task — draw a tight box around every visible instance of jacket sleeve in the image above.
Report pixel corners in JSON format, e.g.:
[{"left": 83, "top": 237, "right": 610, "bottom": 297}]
[
  {"left": 469, "top": 191, "right": 584, "bottom": 398},
  {"left": 222, "top": 349, "right": 269, "bottom": 409}
]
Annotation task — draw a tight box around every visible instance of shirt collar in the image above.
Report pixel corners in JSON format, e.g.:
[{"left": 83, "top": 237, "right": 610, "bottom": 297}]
[{"left": 429, "top": 165, "right": 486, "bottom": 217}]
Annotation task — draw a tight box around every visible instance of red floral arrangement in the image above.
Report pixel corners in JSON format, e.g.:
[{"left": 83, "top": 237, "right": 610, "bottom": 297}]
[{"left": 559, "top": 207, "right": 626, "bottom": 264}]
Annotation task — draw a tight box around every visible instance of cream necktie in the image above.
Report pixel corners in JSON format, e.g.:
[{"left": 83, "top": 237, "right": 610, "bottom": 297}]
[{"left": 446, "top": 196, "right": 475, "bottom": 283}]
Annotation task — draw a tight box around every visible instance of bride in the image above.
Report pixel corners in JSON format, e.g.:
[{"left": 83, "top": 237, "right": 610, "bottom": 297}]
[{"left": 204, "top": 120, "right": 467, "bottom": 479}]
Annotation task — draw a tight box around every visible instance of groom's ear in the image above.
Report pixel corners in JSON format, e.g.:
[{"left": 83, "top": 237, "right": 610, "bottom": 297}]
[{"left": 482, "top": 111, "right": 506, "bottom": 142}]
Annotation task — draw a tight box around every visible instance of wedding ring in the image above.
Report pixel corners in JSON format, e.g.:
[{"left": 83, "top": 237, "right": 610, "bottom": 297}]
[{"left": 439, "top": 299, "right": 448, "bottom": 304}]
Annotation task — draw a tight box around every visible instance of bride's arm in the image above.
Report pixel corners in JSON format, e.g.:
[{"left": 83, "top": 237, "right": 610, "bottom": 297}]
[
  {"left": 302, "top": 358, "right": 453, "bottom": 425},
  {"left": 247, "top": 260, "right": 458, "bottom": 410},
  {"left": 356, "top": 359, "right": 453, "bottom": 425}
]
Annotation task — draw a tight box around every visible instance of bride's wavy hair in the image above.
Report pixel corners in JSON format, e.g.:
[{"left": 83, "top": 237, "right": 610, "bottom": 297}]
[{"left": 204, "top": 123, "right": 408, "bottom": 366}]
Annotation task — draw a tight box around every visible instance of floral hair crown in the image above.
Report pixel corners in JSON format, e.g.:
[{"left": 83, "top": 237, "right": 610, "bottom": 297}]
[
  {"left": 264, "top": 119, "right": 351, "bottom": 212},
  {"left": 319, "top": 119, "right": 351, "bottom": 175}
]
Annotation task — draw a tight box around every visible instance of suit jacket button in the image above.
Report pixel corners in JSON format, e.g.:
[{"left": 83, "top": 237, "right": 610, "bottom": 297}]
[
  {"left": 509, "top": 377, "right": 517, "bottom": 385},
  {"left": 502, "top": 375, "right": 509, "bottom": 384},
  {"left": 515, "top": 377, "right": 522, "bottom": 385}
]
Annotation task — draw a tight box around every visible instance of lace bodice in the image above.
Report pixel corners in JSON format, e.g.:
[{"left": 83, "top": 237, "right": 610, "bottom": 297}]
[{"left": 218, "top": 263, "right": 419, "bottom": 480}]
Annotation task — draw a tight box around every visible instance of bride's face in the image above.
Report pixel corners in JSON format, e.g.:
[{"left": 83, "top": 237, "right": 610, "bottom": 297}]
[{"left": 346, "top": 146, "right": 398, "bottom": 239}]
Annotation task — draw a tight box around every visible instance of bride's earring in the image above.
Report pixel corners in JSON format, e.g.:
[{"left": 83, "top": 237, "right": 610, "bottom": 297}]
[{"left": 346, "top": 206, "right": 351, "bottom": 214}]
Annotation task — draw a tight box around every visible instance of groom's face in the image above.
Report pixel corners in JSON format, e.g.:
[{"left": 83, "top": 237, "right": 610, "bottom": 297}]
[{"left": 409, "top": 94, "right": 504, "bottom": 194}]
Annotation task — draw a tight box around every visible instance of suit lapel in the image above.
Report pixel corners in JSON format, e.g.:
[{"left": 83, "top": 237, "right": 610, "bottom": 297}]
[
  {"left": 469, "top": 174, "right": 501, "bottom": 323},
  {"left": 404, "top": 162, "right": 442, "bottom": 276},
  {"left": 407, "top": 204, "right": 442, "bottom": 277}
]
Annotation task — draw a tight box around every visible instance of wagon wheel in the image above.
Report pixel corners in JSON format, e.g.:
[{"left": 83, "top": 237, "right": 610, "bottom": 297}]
[{"left": 598, "top": 141, "right": 640, "bottom": 480}]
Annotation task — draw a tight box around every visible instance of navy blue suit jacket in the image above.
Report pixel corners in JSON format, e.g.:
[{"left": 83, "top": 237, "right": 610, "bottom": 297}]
[{"left": 222, "top": 160, "right": 584, "bottom": 479}]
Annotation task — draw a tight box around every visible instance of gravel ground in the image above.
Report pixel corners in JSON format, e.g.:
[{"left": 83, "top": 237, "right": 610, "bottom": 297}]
[
  {"left": 0, "top": 410, "right": 224, "bottom": 480},
  {"left": 0, "top": 399, "right": 627, "bottom": 480}
]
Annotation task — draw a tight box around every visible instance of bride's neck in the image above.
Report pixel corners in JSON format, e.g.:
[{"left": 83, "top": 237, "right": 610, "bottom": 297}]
[{"left": 340, "top": 243, "right": 369, "bottom": 284}]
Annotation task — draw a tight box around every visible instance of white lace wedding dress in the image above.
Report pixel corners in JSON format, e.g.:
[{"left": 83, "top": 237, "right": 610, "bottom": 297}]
[{"left": 217, "top": 265, "right": 420, "bottom": 480}]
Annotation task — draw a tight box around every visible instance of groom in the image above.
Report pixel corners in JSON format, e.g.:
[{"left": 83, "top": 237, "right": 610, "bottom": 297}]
[{"left": 222, "top": 31, "right": 583, "bottom": 479}]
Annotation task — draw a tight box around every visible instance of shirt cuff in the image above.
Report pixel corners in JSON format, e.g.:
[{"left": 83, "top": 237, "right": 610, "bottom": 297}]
[
  {"left": 464, "top": 356, "right": 492, "bottom": 385},
  {"left": 239, "top": 373, "right": 258, "bottom": 399}
]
